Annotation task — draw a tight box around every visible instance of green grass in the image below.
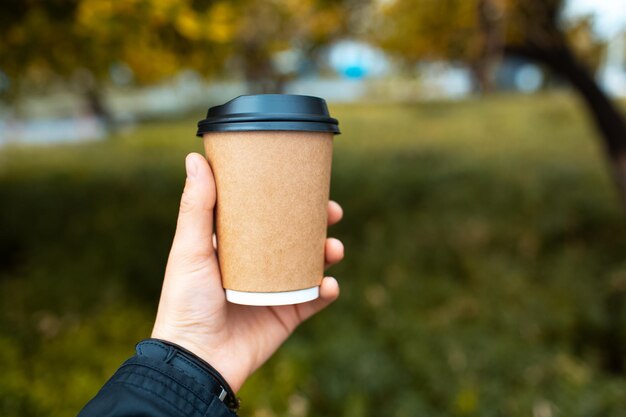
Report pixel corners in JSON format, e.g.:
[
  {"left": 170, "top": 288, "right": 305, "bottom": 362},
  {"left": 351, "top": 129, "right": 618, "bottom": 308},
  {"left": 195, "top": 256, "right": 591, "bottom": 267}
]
[{"left": 2, "top": 92, "right": 626, "bottom": 416}]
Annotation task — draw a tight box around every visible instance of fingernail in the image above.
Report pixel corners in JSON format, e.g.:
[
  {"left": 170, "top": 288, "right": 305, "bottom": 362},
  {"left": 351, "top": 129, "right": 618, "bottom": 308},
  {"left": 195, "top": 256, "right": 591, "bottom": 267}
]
[{"left": 185, "top": 155, "right": 198, "bottom": 179}]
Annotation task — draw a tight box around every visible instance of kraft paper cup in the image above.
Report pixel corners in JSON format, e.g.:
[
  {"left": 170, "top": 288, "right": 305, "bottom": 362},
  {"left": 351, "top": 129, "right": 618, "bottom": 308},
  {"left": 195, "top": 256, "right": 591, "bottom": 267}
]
[{"left": 196, "top": 95, "right": 340, "bottom": 306}]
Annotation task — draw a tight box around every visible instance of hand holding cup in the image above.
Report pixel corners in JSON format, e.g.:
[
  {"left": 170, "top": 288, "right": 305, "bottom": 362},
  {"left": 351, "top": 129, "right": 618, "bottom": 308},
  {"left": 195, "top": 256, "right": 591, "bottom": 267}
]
[{"left": 152, "top": 153, "right": 344, "bottom": 392}]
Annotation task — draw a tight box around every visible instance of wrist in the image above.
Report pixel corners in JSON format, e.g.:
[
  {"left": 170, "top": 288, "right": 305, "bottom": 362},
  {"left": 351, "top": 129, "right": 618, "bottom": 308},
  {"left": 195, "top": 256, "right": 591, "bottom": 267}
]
[{"left": 150, "top": 328, "right": 252, "bottom": 393}]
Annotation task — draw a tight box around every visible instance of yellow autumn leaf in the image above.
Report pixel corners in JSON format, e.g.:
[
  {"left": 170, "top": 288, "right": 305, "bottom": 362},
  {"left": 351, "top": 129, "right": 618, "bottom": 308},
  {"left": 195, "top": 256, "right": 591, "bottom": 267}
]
[
  {"left": 203, "top": 2, "right": 236, "bottom": 43},
  {"left": 175, "top": 8, "right": 201, "bottom": 40}
]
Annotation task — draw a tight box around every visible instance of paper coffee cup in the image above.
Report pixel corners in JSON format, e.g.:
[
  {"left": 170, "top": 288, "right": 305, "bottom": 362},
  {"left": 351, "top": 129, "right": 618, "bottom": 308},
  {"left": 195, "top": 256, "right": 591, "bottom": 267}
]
[{"left": 196, "top": 95, "right": 340, "bottom": 306}]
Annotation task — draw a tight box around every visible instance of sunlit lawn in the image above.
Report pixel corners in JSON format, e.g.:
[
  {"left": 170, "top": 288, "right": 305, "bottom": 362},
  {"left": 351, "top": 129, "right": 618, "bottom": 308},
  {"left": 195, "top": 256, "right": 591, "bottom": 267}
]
[{"left": 1, "top": 92, "right": 626, "bottom": 416}]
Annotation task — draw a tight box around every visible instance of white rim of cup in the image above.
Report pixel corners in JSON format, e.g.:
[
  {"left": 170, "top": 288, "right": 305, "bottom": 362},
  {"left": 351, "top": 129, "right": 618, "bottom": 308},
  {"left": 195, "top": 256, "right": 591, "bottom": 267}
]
[{"left": 225, "top": 286, "right": 320, "bottom": 306}]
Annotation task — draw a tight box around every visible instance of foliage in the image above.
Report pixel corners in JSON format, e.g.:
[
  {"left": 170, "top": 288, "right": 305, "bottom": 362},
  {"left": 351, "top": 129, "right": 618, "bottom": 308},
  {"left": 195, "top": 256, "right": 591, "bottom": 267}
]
[
  {"left": 215, "top": 0, "right": 352, "bottom": 91},
  {"left": 373, "top": 0, "right": 605, "bottom": 74},
  {"left": 2, "top": 94, "right": 626, "bottom": 416},
  {"left": 373, "top": 0, "right": 483, "bottom": 64},
  {"left": 0, "top": 0, "right": 353, "bottom": 92}
]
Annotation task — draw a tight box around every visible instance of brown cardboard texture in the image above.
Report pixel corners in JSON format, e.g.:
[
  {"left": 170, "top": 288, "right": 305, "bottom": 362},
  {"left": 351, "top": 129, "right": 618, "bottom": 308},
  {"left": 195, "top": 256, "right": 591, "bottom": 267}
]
[{"left": 203, "top": 131, "right": 333, "bottom": 293}]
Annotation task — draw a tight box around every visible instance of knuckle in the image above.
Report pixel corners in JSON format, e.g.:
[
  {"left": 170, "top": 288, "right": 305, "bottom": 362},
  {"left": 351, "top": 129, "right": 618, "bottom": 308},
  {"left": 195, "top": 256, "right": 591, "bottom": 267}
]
[
  {"left": 168, "top": 248, "right": 216, "bottom": 275},
  {"left": 179, "top": 188, "right": 196, "bottom": 214}
]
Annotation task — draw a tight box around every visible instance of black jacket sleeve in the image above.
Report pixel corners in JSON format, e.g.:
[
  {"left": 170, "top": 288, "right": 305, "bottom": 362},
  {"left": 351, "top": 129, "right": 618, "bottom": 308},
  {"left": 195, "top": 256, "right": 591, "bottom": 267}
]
[{"left": 79, "top": 339, "right": 239, "bottom": 417}]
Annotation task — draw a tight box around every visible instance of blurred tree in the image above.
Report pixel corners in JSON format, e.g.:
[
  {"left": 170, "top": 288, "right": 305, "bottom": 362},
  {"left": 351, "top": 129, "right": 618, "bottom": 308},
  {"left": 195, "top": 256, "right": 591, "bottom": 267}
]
[
  {"left": 500, "top": 0, "right": 626, "bottom": 216},
  {"left": 0, "top": 0, "right": 227, "bottom": 128},
  {"left": 204, "top": 0, "right": 354, "bottom": 93},
  {"left": 375, "top": 0, "right": 626, "bottom": 210},
  {"left": 500, "top": 0, "right": 626, "bottom": 376},
  {"left": 0, "top": 0, "right": 356, "bottom": 124},
  {"left": 375, "top": 0, "right": 626, "bottom": 374},
  {"left": 373, "top": 0, "right": 497, "bottom": 91}
]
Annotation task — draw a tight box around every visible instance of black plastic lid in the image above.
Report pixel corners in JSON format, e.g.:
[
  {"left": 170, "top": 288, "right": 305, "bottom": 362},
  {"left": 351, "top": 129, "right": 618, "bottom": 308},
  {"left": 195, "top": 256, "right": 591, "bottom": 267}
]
[{"left": 196, "top": 94, "right": 340, "bottom": 136}]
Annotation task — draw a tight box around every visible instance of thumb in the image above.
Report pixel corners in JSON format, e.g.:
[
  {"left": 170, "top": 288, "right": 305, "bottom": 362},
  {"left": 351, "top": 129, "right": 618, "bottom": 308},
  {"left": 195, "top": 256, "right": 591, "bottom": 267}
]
[{"left": 168, "top": 153, "right": 216, "bottom": 269}]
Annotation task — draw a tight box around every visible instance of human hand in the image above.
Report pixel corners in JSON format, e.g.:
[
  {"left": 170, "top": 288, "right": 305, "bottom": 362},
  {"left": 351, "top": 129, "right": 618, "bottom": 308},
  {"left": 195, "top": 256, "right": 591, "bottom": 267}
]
[{"left": 151, "top": 153, "right": 344, "bottom": 392}]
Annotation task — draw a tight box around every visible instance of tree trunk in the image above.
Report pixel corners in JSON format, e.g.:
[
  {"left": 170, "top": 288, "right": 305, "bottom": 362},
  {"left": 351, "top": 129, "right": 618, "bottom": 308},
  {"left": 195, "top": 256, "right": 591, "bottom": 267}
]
[
  {"left": 242, "top": 44, "right": 286, "bottom": 94},
  {"left": 84, "top": 87, "right": 114, "bottom": 134},
  {"left": 473, "top": 0, "right": 503, "bottom": 93},
  {"left": 505, "top": 43, "right": 626, "bottom": 209}
]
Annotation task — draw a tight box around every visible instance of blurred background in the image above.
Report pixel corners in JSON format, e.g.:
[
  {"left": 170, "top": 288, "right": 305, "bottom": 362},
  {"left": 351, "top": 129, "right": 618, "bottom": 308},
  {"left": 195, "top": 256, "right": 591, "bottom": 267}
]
[{"left": 1, "top": 0, "right": 626, "bottom": 416}]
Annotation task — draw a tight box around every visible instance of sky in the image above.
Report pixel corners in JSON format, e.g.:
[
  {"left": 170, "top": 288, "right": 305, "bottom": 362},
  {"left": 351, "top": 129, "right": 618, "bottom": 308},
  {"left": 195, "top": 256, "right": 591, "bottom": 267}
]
[{"left": 564, "top": 0, "right": 626, "bottom": 38}]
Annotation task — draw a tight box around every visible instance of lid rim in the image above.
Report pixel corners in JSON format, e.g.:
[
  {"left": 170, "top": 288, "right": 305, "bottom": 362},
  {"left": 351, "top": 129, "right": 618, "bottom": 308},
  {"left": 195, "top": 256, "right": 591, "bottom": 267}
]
[
  {"left": 197, "top": 94, "right": 340, "bottom": 137},
  {"left": 196, "top": 120, "right": 340, "bottom": 136},
  {"left": 199, "top": 114, "right": 338, "bottom": 125}
]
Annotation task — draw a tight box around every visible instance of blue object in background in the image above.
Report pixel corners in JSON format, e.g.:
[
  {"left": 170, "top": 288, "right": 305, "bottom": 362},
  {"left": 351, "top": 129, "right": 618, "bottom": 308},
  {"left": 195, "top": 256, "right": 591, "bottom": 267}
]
[
  {"left": 343, "top": 66, "right": 367, "bottom": 79},
  {"left": 328, "top": 40, "right": 389, "bottom": 80}
]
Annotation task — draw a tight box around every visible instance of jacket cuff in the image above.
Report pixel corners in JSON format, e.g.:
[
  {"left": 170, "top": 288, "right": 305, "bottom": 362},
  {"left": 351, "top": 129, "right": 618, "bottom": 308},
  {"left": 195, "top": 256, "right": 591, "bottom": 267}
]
[{"left": 134, "top": 339, "right": 239, "bottom": 413}]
